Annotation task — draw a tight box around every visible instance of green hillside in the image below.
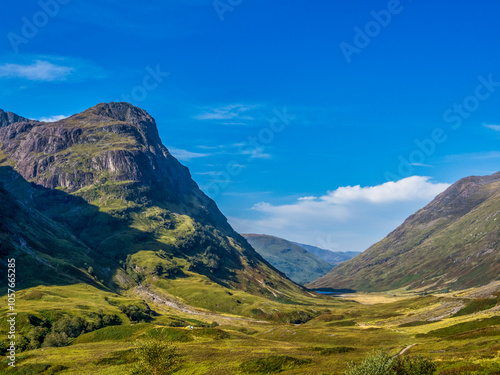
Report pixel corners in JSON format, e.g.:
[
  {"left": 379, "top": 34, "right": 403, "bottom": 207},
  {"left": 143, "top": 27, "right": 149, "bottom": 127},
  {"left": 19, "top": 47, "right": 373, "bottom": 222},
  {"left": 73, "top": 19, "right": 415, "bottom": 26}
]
[
  {"left": 308, "top": 172, "right": 500, "bottom": 292},
  {"left": 0, "top": 103, "right": 304, "bottom": 306},
  {"left": 242, "top": 234, "right": 333, "bottom": 285}
]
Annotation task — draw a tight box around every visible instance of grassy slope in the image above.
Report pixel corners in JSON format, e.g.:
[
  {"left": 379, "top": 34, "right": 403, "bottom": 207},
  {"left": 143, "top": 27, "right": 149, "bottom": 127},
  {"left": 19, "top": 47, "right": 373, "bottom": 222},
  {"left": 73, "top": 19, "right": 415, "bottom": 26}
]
[
  {"left": 242, "top": 234, "right": 333, "bottom": 285},
  {"left": 309, "top": 174, "right": 500, "bottom": 292},
  {"left": 0, "top": 103, "right": 305, "bottom": 312},
  {"left": 2, "top": 282, "right": 499, "bottom": 374}
]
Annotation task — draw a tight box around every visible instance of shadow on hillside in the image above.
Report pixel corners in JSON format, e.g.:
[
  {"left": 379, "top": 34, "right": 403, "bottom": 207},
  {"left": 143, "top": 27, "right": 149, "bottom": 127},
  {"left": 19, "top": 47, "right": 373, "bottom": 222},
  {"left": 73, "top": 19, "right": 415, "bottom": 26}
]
[{"left": 0, "top": 166, "right": 238, "bottom": 293}]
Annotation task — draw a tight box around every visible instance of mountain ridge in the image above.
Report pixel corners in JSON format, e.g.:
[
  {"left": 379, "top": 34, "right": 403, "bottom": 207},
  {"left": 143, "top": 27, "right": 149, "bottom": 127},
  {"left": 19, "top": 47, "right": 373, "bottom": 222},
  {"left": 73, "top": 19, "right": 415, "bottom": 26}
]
[
  {"left": 242, "top": 234, "right": 333, "bottom": 285},
  {"left": 0, "top": 103, "right": 304, "bottom": 307},
  {"left": 307, "top": 171, "right": 500, "bottom": 292},
  {"left": 291, "top": 241, "right": 359, "bottom": 265}
]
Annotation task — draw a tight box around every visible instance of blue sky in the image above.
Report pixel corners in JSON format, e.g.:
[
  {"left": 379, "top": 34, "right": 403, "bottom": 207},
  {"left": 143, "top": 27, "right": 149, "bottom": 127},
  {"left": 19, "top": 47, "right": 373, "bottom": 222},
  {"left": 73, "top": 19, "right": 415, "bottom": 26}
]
[{"left": 1, "top": 0, "right": 499, "bottom": 252}]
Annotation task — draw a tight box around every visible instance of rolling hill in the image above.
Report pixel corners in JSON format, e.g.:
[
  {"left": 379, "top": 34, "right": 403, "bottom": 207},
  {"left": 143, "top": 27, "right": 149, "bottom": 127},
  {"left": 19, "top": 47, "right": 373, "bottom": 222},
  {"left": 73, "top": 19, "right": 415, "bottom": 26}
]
[
  {"left": 291, "top": 242, "right": 359, "bottom": 265},
  {"left": 308, "top": 172, "right": 500, "bottom": 292},
  {"left": 242, "top": 234, "right": 333, "bottom": 285}
]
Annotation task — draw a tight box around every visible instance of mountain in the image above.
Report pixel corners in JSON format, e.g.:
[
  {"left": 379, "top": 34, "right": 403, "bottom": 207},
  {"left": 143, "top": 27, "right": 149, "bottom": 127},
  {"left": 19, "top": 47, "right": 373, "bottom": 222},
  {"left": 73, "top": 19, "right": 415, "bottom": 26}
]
[
  {"left": 0, "top": 103, "right": 304, "bottom": 305},
  {"left": 242, "top": 234, "right": 333, "bottom": 285},
  {"left": 291, "top": 242, "right": 359, "bottom": 265},
  {"left": 308, "top": 172, "right": 500, "bottom": 292}
]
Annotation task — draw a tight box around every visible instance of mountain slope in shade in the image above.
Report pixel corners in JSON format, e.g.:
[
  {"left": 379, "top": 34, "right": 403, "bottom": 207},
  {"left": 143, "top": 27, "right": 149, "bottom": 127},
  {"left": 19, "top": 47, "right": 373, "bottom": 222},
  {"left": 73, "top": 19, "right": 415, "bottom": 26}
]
[
  {"left": 292, "top": 242, "right": 359, "bottom": 265},
  {"left": 308, "top": 172, "right": 500, "bottom": 292},
  {"left": 0, "top": 180, "right": 106, "bottom": 290},
  {"left": 242, "top": 234, "right": 333, "bottom": 285},
  {"left": 0, "top": 103, "right": 303, "bottom": 303}
]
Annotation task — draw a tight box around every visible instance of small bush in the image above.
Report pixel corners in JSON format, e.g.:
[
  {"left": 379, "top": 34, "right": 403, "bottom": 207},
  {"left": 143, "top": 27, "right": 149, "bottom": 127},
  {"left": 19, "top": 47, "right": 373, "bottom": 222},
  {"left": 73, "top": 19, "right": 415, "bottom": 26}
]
[
  {"left": 344, "top": 352, "right": 436, "bottom": 375},
  {"left": 240, "top": 355, "right": 312, "bottom": 374},
  {"left": 392, "top": 355, "right": 436, "bottom": 375},
  {"left": 42, "top": 332, "right": 68, "bottom": 348},
  {"left": 129, "top": 338, "right": 180, "bottom": 375},
  {"left": 344, "top": 351, "right": 395, "bottom": 375},
  {"left": 119, "top": 304, "right": 152, "bottom": 323}
]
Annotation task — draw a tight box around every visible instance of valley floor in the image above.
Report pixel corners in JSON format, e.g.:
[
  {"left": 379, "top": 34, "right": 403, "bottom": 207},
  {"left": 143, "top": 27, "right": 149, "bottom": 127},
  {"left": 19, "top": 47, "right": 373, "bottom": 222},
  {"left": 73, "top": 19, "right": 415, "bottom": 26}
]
[{"left": 2, "top": 282, "right": 500, "bottom": 375}]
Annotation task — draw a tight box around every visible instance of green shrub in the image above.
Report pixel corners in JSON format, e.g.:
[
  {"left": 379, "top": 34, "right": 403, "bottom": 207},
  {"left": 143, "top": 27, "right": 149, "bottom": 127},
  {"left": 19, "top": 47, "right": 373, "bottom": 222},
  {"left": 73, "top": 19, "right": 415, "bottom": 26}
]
[
  {"left": 42, "top": 332, "right": 69, "bottom": 347},
  {"left": 344, "top": 352, "right": 436, "bottom": 375},
  {"left": 53, "top": 316, "right": 86, "bottom": 338},
  {"left": 119, "top": 304, "right": 152, "bottom": 322},
  {"left": 344, "top": 351, "right": 396, "bottom": 375},
  {"left": 240, "top": 355, "right": 312, "bottom": 374},
  {"left": 392, "top": 356, "right": 436, "bottom": 375},
  {"left": 129, "top": 338, "right": 180, "bottom": 375}
]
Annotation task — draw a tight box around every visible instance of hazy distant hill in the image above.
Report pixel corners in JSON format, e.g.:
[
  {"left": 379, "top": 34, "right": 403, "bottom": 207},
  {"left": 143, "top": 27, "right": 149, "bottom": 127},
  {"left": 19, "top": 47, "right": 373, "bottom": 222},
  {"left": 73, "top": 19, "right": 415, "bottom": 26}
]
[
  {"left": 242, "top": 234, "right": 333, "bottom": 285},
  {"left": 308, "top": 172, "right": 500, "bottom": 292},
  {"left": 292, "top": 242, "right": 359, "bottom": 265}
]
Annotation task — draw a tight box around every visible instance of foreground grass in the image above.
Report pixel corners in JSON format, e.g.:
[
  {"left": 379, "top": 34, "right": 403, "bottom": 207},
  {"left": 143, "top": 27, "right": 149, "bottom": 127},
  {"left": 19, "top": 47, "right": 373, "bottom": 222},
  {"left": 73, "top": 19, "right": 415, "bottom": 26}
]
[{"left": 1, "top": 283, "right": 499, "bottom": 374}]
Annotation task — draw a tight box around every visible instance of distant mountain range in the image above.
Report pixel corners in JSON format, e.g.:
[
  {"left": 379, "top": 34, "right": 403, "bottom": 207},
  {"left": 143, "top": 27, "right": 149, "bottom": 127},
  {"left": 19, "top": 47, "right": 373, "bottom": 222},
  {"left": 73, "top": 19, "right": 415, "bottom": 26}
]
[
  {"left": 242, "top": 234, "right": 333, "bottom": 285},
  {"left": 308, "top": 172, "right": 500, "bottom": 292},
  {"left": 291, "top": 242, "right": 359, "bottom": 265},
  {"left": 0, "top": 103, "right": 304, "bottom": 302}
]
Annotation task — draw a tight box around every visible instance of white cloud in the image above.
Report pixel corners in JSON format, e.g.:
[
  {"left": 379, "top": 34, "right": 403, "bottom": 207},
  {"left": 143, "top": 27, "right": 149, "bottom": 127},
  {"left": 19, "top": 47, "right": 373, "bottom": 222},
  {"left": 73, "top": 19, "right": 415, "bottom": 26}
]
[
  {"left": 230, "top": 176, "right": 450, "bottom": 252},
  {"left": 167, "top": 147, "right": 210, "bottom": 161},
  {"left": 484, "top": 124, "right": 500, "bottom": 131},
  {"left": 239, "top": 147, "right": 272, "bottom": 160},
  {"left": 410, "top": 162, "right": 432, "bottom": 167},
  {"left": 0, "top": 60, "right": 74, "bottom": 81},
  {"left": 322, "top": 176, "right": 449, "bottom": 205},
  {"left": 194, "top": 104, "right": 257, "bottom": 121},
  {"left": 38, "top": 115, "right": 68, "bottom": 122}
]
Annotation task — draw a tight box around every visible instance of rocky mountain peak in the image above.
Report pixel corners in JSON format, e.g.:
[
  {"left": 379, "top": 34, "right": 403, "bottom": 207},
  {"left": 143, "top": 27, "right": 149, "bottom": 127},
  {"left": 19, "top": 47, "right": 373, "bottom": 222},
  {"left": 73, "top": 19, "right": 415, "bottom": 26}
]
[
  {"left": 0, "top": 109, "right": 29, "bottom": 128},
  {"left": 86, "top": 102, "right": 152, "bottom": 122},
  {"left": 0, "top": 103, "right": 190, "bottom": 194}
]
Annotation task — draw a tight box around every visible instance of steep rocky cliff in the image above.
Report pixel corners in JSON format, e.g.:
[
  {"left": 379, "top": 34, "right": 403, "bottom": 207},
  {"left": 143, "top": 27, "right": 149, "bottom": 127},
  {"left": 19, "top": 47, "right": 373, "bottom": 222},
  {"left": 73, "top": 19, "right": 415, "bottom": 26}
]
[{"left": 0, "top": 103, "right": 303, "bottom": 303}]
